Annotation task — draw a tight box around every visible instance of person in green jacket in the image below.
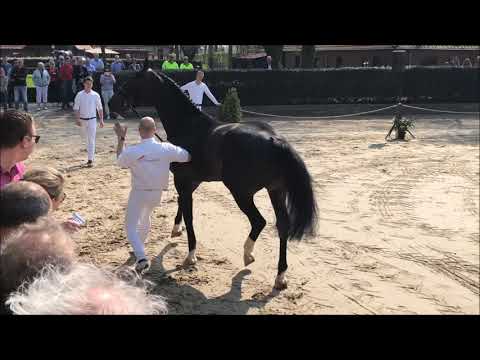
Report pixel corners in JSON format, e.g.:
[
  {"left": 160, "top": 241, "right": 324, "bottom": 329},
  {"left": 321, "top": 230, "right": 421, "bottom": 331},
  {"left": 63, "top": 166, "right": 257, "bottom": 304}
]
[
  {"left": 162, "top": 54, "right": 179, "bottom": 72},
  {"left": 179, "top": 56, "right": 194, "bottom": 71}
]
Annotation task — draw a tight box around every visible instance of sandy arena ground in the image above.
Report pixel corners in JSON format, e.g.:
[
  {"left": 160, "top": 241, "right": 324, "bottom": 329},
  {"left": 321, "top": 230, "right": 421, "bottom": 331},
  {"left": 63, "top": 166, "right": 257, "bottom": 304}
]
[{"left": 27, "top": 106, "right": 479, "bottom": 314}]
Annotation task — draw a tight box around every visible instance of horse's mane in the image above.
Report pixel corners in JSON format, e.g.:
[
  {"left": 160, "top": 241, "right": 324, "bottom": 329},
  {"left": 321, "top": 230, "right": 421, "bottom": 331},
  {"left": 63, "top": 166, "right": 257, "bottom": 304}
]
[{"left": 147, "top": 69, "right": 212, "bottom": 120}]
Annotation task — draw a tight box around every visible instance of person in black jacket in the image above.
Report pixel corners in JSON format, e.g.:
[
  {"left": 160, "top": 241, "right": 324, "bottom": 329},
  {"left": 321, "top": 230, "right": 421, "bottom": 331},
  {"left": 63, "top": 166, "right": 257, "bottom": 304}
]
[
  {"left": 10, "top": 59, "right": 28, "bottom": 112},
  {"left": 72, "top": 57, "right": 89, "bottom": 95},
  {"left": 9, "top": 59, "right": 29, "bottom": 112}
]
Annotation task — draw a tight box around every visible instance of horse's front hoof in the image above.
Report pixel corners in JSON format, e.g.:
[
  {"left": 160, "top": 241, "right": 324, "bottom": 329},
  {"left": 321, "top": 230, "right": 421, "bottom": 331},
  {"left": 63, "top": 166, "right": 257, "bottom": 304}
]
[
  {"left": 183, "top": 251, "right": 197, "bottom": 267},
  {"left": 183, "top": 257, "right": 197, "bottom": 267},
  {"left": 274, "top": 273, "right": 288, "bottom": 290},
  {"left": 244, "top": 254, "right": 255, "bottom": 267}
]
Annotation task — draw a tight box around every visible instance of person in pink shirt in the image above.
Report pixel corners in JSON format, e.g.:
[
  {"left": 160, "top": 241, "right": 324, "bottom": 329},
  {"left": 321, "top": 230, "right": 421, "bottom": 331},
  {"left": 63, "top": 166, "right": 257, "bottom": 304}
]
[{"left": 0, "top": 110, "right": 39, "bottom": 189}]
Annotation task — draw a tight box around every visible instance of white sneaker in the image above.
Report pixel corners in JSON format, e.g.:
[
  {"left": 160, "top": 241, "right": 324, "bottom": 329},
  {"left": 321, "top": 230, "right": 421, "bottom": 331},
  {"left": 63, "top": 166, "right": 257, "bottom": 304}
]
[
  {"left": 43, "top": 105, "right": 48, "bottom": 110},
  {"left": 135, "top": 259, "right": 151, "bottom": 274}
]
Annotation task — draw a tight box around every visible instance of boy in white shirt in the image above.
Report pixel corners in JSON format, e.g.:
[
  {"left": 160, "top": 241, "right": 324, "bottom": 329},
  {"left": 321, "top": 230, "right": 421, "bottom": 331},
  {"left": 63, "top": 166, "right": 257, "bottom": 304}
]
[{"left": 73, "top": 76, "right": 104, "bottom": 167}]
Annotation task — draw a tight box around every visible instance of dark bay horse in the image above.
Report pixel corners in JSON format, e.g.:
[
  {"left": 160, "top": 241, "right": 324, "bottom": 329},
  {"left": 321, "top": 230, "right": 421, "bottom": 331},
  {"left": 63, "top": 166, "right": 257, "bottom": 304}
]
[{"left": 109, "top": 68, "right": 317, "bottom": 289}]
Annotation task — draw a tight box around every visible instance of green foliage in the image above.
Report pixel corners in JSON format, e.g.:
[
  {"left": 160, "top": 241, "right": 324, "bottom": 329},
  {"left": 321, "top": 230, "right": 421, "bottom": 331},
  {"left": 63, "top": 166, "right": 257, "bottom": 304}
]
[
  {"left": 219, "top": 87, "right": 242, "bottom": 123},
  {"left": 394, "top": 115, "right": 415, "bottom": 131}
]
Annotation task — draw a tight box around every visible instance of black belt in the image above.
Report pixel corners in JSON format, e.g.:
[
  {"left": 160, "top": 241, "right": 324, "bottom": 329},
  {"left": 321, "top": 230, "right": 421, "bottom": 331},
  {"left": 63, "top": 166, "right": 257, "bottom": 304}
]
[{"left": 80, "top": 117, "right": 96, "bottom": 120}]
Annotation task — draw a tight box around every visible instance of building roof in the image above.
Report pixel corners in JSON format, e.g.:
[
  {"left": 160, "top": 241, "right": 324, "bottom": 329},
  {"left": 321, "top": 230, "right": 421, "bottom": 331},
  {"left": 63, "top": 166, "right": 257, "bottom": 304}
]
[
  {"left": 234, "top": 52, "right": 267, "bottom": 59},
  {"left": 74, "top": 45, "right": 119, "bottom": 55},
  {"left": 282, "top": 45, "right": 479, "bottom": 52},
  {"left": 0, "top": 45, "right": 27, "bottom": 50},
  {"left": 106, "top": 45, "right": 156, "bottom": 52},
  {"left": 398, "top": 45, "right": 479, "bottom": 50}
]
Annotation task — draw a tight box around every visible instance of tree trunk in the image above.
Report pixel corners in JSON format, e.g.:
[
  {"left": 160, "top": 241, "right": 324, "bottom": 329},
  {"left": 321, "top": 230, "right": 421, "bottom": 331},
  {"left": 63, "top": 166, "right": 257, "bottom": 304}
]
[
  {"left": 262, "top": 45, "right": 283, "bottom": 69},
  {"left": 208, "top": 45, "right": 214, "bottom": 69},
  {"left": 228, "top": 45, "right": 233, "bottom": 69},
  {"left": 301, "top": 45, "right": 315, "bottom": 68},
  {"left": 175, "top": 45, "right": 180, "bottom": 61}
]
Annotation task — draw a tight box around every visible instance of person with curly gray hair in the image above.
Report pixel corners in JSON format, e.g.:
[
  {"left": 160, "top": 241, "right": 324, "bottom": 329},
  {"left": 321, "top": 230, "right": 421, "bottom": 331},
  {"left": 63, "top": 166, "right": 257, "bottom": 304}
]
[
  {"left": 0, "top": 215, "right": 75, "bottom": 314},
  {"left": 6, "top": 263, "right": 168, "bottom": 315}
]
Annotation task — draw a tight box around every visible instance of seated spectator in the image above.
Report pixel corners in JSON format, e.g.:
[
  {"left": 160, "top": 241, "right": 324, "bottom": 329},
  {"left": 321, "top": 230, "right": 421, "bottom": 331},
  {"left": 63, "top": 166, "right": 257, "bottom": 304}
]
[
  {"left": 0, "top": 110, "right": 39, "bottom": 189},
  {"left": 22, "top": 167, "right": 82, "bottom": 233},
  {"left": 462, "top": 58, "right": 472, "bottom": 67},
  {"left": 162, "top": 53, "right": 179, "bottom": 72},
  {"left": 124, "top": 54, "right": 133, "bottom": 69},
  {"left": 180, "top": 56, "right": 194, "bottom": 71},
  {"left": 129, "top": 58, "right": 141, "bottom": 72},
  {"left": 0, "top": 181, "right": 51, "bottom": 240},
  {"left": 6, "top": 263, "right": 168, "bottom": 315},
  {"left": 0, "top": 215, "right": 75, "bottom": 312}
]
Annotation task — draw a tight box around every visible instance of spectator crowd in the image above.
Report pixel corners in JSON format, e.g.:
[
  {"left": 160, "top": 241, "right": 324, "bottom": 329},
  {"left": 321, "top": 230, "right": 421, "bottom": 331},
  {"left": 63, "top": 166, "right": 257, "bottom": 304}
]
[
  {"left": 0, "top": 52, "right": 198, "bottom": 116},
  {"left": 0, "top": 109, "right": 170, "bottom": 315}
]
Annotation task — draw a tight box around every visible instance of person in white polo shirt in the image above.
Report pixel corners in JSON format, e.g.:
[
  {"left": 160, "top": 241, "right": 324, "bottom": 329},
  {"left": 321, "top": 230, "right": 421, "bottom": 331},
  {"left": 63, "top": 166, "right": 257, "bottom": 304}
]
[
  {"left": 114, "top": 117, "right": 191, "bottom": 273},
  {"left": 180, "top": 70, "right": 221, "bottom": 111},
  {"left": 73, "top": 76, "right": 104, "bottom": 167}
]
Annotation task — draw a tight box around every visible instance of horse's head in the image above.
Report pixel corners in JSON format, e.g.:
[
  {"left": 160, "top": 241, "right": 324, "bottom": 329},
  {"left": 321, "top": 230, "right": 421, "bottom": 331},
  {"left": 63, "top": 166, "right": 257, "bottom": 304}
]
[{"left": 109, "top": 68, "right": 165, "bottom": 119}]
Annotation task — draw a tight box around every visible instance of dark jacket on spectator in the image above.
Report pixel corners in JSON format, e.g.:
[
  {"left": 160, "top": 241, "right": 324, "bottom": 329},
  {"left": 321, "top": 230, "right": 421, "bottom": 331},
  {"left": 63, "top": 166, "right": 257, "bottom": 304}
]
[
  {"left": 73, "top": 64, "right": 89, "bottom": 84},
  {"left": 9, "top": 66, "right": 28, "bottom": 87}
]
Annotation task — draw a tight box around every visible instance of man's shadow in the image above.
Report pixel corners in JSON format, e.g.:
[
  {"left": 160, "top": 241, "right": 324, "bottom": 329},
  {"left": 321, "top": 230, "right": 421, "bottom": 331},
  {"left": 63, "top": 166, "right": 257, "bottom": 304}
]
[
  {"left": 137, "top": 242, "right": 278, "bottom": 315},
  {"left": 62, "top": 163, "right": 89, "bottom": 173}
]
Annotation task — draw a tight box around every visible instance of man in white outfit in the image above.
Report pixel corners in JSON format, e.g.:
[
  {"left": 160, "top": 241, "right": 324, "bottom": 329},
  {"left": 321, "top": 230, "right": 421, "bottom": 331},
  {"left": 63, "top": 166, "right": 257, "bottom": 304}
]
[
  {"left": 73, "top": 76, "right": 104, "bottom": 167},
  {"left": 180, "top": 70, "right": 221, "bottom": 111},
  {"left": 114, "top": 117, "right": 191, "bottom": 273}
]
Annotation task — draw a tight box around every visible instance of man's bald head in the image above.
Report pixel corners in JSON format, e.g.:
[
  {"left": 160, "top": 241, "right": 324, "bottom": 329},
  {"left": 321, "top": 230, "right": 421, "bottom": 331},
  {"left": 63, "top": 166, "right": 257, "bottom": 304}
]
[
  {"left": 0, "top": 181, "right": 51, "bottom": 231},
  {"left": 138, "top": 117, "right": 157, "bottom": 139}
]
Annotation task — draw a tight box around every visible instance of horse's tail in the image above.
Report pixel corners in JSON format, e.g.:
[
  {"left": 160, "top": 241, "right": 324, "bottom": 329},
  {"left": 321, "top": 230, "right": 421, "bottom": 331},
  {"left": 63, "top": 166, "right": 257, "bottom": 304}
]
[{"left": 276, "top": 139, "right": 317, "bottom": 241}]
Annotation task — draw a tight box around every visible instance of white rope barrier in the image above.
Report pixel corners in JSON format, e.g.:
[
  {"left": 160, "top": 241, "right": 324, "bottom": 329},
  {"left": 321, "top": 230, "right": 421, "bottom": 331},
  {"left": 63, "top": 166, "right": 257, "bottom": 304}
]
[
  {"left": 400, "top": 103, "right": 479, "bottom": 115},
  {"left": 240, "top": 103, "right": 479, "bottom": 119},
  {"left": 240, "top": 104, "right": 399, "bottom": 119}
]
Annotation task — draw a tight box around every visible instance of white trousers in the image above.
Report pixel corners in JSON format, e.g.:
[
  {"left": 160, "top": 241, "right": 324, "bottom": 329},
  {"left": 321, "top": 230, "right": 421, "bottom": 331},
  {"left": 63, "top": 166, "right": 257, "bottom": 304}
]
[
  {"left": 35, "top": 86, "right": 48, "bottom": 104},
  {"left": 80, "top": 118, "right": 97, "bottom": 161},
  {"left": 125, "top": 189, "right": 163, "bottom": 261}
]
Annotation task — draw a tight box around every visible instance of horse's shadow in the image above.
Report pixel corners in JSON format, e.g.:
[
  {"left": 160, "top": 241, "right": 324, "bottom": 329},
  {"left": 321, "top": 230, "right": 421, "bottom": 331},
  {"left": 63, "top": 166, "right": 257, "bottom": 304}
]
[{"left": 142, "top": 242, "right": 278, "bottom": 315}]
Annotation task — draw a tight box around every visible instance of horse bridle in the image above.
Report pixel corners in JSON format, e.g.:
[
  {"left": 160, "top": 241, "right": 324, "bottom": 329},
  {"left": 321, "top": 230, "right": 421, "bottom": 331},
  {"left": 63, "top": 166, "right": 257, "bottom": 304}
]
[{"left": 115, "top": 83, "right": 164, "bottom": 142}]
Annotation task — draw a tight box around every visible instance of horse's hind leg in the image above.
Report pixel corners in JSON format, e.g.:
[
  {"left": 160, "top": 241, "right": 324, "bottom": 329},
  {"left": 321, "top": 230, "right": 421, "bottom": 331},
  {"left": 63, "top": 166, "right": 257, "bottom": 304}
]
[
  {"left": 228, "top": 189, "right": 267, "bottom": 267},
  {"left": 268, "top": 189, "right": 289, "bottom": 290},
  {"left": 175, "top": 178, "right": 197, "bottom": 266},
  {"left": 171, "top": 198, "right": 184, "bottom": 237},
  {"left": 171, "top": 181, "right": 201, "bottom": 238}
]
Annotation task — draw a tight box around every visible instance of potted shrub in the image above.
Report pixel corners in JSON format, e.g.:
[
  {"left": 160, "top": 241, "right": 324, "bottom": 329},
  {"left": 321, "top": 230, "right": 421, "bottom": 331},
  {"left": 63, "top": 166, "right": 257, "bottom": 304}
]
[
  {"left": 219, "top": 87, "right": 242, "bottom": 123},
  {"left": 385, "top": 114, "right": 416, "bottom": 141}
]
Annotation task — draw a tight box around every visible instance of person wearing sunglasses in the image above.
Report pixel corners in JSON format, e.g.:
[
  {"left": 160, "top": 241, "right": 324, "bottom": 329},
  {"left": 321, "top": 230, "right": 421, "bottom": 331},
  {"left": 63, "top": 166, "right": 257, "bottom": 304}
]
[
  {"left": 0, "top": 110, "right": 39, "bottom": 189},
  {"left": 23, "top": 167, "right": 82, "bottom": 233}
]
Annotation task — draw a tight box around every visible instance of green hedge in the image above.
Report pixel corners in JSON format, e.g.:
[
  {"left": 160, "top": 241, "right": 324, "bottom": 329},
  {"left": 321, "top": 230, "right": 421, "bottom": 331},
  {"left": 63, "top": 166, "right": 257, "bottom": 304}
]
[{"left": 24, "top": 67, "right": 479, "bottom": 105}]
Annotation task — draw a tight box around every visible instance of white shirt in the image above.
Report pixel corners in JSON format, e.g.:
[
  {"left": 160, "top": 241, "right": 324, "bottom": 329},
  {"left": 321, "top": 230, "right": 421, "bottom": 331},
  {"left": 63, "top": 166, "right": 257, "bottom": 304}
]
[
  {"left": 117, "top": 137, "right": 191, "bottom": 191},
  {"left": 73, "top": 90, "right": 103, "bottom": 119},
  {"left": 180, "top": 81, "right": 220, "bottom": 106}
]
